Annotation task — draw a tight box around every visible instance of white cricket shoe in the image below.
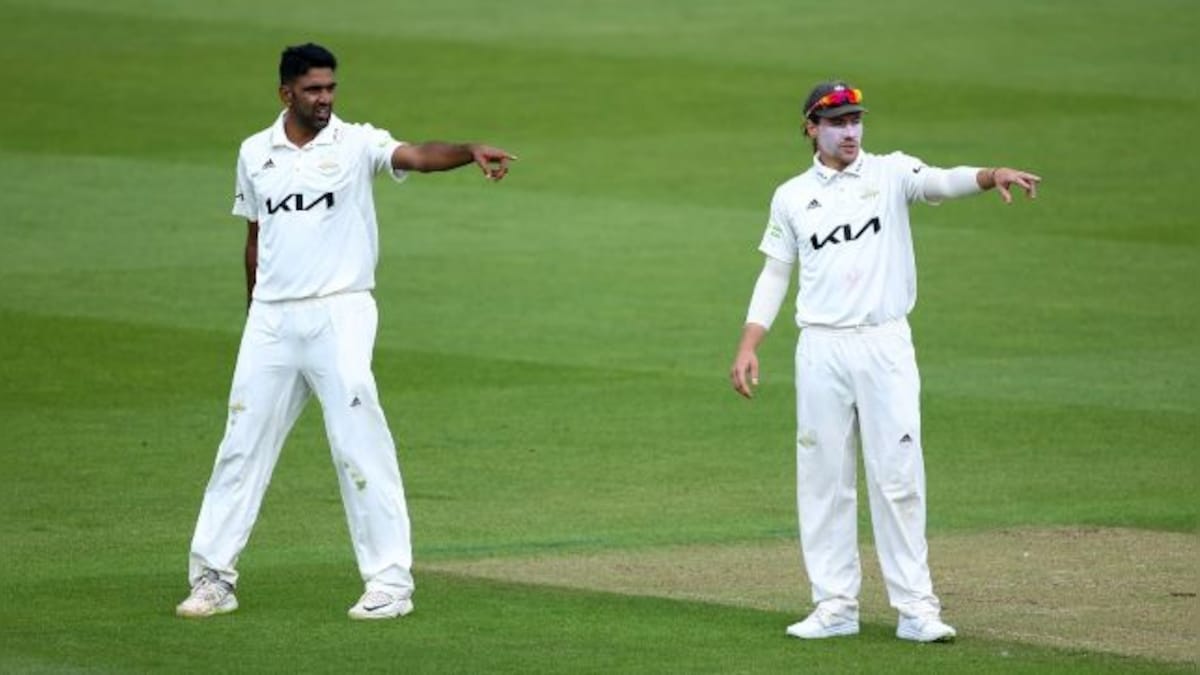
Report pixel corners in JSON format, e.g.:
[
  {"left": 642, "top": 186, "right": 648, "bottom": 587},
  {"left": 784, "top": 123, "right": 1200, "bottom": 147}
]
[
  {"left": 176, "top": 571, "right": 237, "bottom": 618},
  {"left": 785, "top": 607, "right": 860, "bottom": 639},
  {"left": 896, "top": 614, "right": 957, "bottom": 643},
  {"left": 348, "top": 590, "right": 413, "bottom": 620}
]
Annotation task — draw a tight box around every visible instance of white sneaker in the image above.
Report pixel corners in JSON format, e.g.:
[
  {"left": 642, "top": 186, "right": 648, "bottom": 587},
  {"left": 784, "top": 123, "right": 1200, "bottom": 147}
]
[
  {"left": 896, "top": 614, "right": 957, "bottom": 642},
  {"left": 785, "top": 607, "right": 860, "bottom": 639},
  {"left": 176, "top": 571, "right": 237, "bottom": 618},
  {"left": 348, "top": 590, "right": 413, "bottom": 620}
]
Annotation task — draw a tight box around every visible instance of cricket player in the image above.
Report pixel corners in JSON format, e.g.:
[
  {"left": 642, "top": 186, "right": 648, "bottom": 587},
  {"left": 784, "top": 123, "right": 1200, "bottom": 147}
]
[
  {"left": 176, "top": 43, "right": 515, "bottom": 620},
  {"left": 728, "top": 80, "right": 1039, "bottom": 642}
]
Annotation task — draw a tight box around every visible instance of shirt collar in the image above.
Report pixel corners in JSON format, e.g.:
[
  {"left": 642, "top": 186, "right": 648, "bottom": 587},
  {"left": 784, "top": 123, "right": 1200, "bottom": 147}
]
[
  {"left": 811, "top": 151, "right": 867, "bottom": 182},
  {"left": 269, "top": 110, "right": 343, "bottom": 148}
]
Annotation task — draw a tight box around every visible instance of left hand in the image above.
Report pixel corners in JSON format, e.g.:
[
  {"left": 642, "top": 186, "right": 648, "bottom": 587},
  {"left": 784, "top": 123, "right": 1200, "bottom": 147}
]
[
  {"left": 471, "top": 145, "right": 517, "bottom": 181},
  {"left": 991, "top": 167, "right": 1041, "bottom": 203}
]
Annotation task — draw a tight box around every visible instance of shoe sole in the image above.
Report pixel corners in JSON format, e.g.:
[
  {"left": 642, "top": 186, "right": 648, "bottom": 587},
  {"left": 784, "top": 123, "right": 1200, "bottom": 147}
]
[
  {"left": 176, "top": 598, "right": 238, "bottom": 619},
  {"left": 348, "top": 600, "right": 414, "bottom": 620},
  {"left": 897, "top": 627, "right": 956, "bottom": 643},
  {"left": 786, "top": 623, "right": 859, "bottom": 639}
]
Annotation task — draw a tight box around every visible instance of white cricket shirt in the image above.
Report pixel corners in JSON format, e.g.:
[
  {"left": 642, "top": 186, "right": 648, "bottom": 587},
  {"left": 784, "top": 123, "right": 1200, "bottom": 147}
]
[
  {"left": 759, "top": 150, "right": 933, "bottom": 328},
  {"left": 232, "top": 112, "right": 407, "bottom": 302}
]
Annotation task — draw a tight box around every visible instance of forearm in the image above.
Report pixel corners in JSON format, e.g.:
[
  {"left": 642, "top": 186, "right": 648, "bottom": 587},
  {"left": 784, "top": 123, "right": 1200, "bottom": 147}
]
[
  {"left": 744, "top": 256, "right": 793, "bottom": 330},
  {"left": 731, "top": 257, "right": 789, "bottom": 399},
  {"left": 244, "top": 242, "right": 256, "bottom": 309},
  {"left": 920, "top": 166, "right": 986, "bottom": 202},
  {"left": 244, "top": 221, "right": 258, "bottom": 310},
  {"left": 397, "top": 142, "right": 476, "bottom": 172},
  {"left": 921, "top": 166, "right": 1017, "bottom": 202}
]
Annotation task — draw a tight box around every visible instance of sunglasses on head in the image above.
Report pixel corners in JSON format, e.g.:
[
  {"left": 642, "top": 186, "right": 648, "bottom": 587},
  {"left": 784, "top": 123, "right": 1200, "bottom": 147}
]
[{"left": 806, "top": 88, "right": 863, "bottom": 117}]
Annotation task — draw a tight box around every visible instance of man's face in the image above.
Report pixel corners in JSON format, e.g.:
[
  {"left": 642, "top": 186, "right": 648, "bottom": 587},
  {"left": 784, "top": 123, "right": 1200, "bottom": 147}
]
[
  {"left": 280, "top": 67, "right": 337, "bottom": 133},
  {"left": 807, "top": 113, "right": 863, "bottom": 169}
]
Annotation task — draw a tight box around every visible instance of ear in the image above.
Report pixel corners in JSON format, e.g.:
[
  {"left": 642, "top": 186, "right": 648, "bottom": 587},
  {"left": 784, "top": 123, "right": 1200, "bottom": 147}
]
[
  {"left": 278, "top": 85, "right": 292, "bottom": 107},
  {"left": 804, "top": 119, "right": 818, "bottom": 139}
]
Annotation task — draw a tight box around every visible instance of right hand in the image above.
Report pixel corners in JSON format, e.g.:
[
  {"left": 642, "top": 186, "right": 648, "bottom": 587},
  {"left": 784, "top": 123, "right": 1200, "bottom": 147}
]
[
  {"left": 730, "top": 350, "right": 760, "bottom": 399},
  {"left": 991, "top": 167, "right": 1041, "bottom": 204},
  {"left": 470, "top": 144, "right": 517, "bottom": 181}
]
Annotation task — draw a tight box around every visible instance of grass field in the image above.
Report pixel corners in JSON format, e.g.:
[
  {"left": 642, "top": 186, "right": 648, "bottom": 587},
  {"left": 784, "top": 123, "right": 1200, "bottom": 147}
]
[{"left": 1, "top": 0, "right": 1197, "bottom": 672}]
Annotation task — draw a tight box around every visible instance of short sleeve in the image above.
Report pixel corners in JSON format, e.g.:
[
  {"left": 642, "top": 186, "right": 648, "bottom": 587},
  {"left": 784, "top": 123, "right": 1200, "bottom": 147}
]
[
  {"left": 758, "top": 190, "right": 797, "bottom": 263},
  {"left": 361, "top": 123, "right": 407, "bottom": 183},
  {"left": 232, "top": 152, "right": 257, "bottom": 220}
]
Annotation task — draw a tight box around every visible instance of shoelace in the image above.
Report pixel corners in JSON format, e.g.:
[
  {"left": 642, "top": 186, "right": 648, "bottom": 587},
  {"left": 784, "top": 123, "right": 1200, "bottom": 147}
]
[
  {"left": 815, "top": 607, "right": 856, "bottom": 627},
  {"left": 192, "top": 577, "right": 229, "bottom": 603}
]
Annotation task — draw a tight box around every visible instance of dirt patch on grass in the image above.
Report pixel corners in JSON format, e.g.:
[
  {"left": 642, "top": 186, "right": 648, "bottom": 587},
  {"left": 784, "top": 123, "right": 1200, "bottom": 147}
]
[{"left": 428, "top": 527, "right": 1197, "bottom": 664}]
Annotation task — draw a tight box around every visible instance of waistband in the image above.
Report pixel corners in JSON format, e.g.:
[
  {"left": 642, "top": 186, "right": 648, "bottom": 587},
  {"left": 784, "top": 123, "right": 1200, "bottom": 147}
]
[
  {"left": 252, "top": 289, "right": 371, "bottom": 310},
  {"left": 800, "top": 316, "right": 909, "bottom": 335}
]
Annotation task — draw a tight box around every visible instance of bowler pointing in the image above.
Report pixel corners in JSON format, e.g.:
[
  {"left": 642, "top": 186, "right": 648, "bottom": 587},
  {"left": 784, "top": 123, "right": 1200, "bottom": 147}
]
[{"left": 176, "top": 43, "right": 515, "bottom": 620}]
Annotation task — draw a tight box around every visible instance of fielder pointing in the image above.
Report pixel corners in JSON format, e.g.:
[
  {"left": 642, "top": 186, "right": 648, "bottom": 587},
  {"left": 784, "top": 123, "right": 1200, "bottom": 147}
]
[
  {"left": 729, "top": 80, "right": 1039, "bottom": 642},
  {"left": 176, "top": 43, "right": 515, "bottom": 620}
]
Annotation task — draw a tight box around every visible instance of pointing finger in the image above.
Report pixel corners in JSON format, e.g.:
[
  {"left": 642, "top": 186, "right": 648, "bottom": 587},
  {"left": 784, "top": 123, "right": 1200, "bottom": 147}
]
[
  {"left": 1023, "top": 172, "right": 1041, "bottom": 199},
  {"left": 1012, "top": 176, "right": 1035, "bottom": 199}
]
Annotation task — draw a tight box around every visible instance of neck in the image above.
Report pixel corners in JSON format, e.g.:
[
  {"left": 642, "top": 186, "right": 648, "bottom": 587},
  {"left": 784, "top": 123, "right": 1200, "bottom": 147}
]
[{"left": 283, "top": 111, "right": 319, "bottom": 147}]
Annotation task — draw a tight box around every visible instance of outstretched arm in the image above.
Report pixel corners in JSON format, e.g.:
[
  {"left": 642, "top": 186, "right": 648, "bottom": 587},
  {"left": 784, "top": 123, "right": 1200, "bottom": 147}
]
[
  {"left": 921, "top": 166, "right": 1041, "bottom": 203},
  {"left": 392, "top": 142, "right": 516, "bottom": 180},
  {"left": 730, "top": 256, "right": 793, "bottom": 399}
]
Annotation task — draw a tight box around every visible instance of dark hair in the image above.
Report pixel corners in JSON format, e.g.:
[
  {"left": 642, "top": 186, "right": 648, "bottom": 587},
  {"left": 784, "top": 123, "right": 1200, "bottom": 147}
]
[{"left": 279, "top": 43, "right": 337, "bottom": 85}]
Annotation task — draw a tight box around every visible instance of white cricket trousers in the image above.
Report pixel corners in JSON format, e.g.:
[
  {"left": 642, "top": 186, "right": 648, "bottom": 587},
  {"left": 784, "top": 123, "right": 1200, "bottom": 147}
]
[
  {"left": 188, "top": 291, "right": 413, "bottom": 596},
  {"left": 794, "top": 317, "right": 941, "bottom": 619}
]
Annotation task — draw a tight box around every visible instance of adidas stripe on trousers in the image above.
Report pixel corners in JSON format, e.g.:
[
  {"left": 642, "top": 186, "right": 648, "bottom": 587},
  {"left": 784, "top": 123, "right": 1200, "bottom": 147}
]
[
  {"left": 187, "top": 290, "right": 414, "bottom": 596},
  {"left": 794, "top": 317, "right": 941, "bottom": 619}
]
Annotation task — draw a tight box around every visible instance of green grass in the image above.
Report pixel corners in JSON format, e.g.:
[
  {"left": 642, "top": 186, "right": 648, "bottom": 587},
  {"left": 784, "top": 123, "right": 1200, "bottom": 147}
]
[
  {"left": 2, "top": 570, "right": 1186, "bottom": 675},
  {"left": 1, "top": 0, "right": 1197, "bottom": 671}
]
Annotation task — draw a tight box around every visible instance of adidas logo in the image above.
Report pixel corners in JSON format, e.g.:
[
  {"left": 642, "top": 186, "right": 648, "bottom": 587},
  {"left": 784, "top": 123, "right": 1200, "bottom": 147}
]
[
  {"left": 262, "top": 158, "right": 275, "bottom": 170},
  {"left": 900, "top": 433, "right": 913, "bottom": 444},
  {"left": 806, "top": 199, "right": 822, "bottom": 210},
  {"left": 350, "top": 396, "right": 361, "bottom": 408}
]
